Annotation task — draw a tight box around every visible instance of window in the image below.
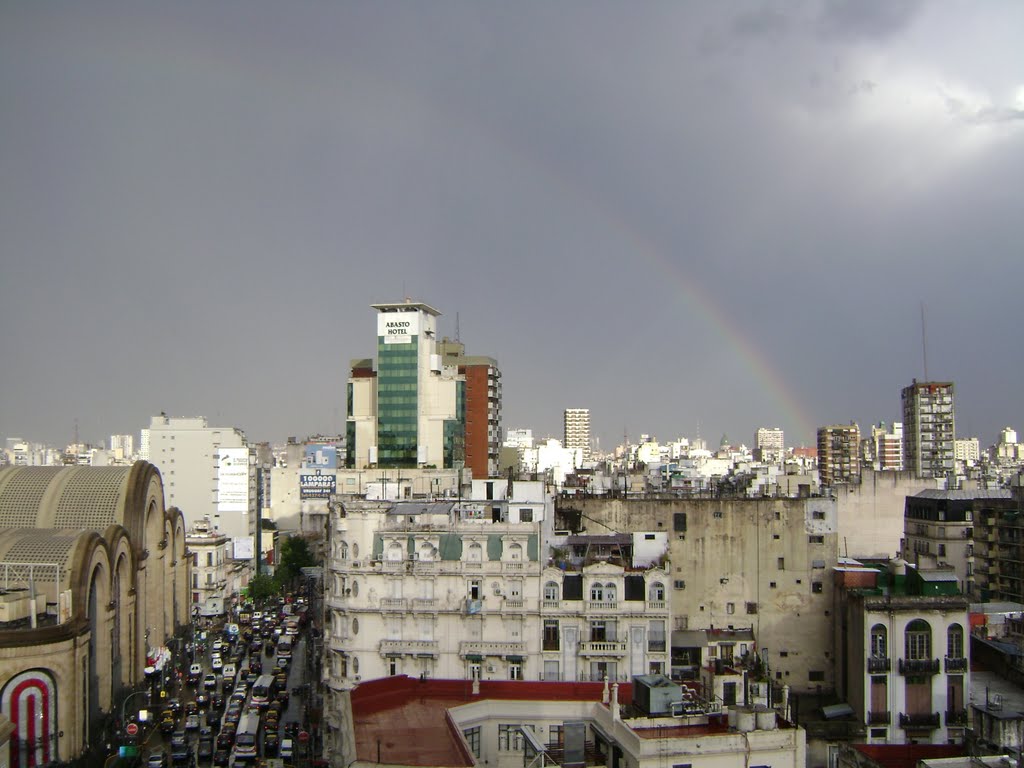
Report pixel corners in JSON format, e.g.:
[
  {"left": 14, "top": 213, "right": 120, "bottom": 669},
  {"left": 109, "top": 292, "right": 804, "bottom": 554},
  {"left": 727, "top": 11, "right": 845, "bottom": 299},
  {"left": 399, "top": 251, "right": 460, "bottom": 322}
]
[
  {"left": 809, "top": 535, "right": 824, "bottom": 544},
  {"left": 674, "top": 580, "right": 686, "bottom": 590},
  {"left": 543, "top": 660, "right": 559, "bottom": 681},
  {"left": 726, "top": 602, "right": 735, "bottom": 614},
  {"left": 544, "top": 581, "right": 559, "bottom": 601},
  {"left": 649, "top": 582, "right": 665, "bottom": 601},
  {"left": 673, "top": 513, "right": 687, "bottom": 531},
  {"left": 812, "top": 582, "right": 823, "bottom": 593},
  {"left": 520, "top": 509, "right": 533, "bottom": 522},
  {"left": 649, "top": 620, "right": 666, "bottom": 651},
  {"left": 777, "top": 557, "right": 785, "bottom": 570},
  {"left": 604, "top": 583, "right": 617, "bottom": 601},
  {"left": 769, "top": 582, "right": 777, "bottom": 589},
  {"left": 905, "top": 619, "right": 931, "bottom": 660},
  {"left": 938, "top": 544, "right": 946, "bottom": 557},
  {"left": 590, "top": 583, "right": 604, "bottom": 601},
  {"left": 463, "top": 727, "right": 481, "bottom": 758},
  {"left": 809, "top": 670, "right": 825, "bottom": 682},
  {"left": 870, "top": 624, "right": 887, "bottom": 658},
  {"left": 813, "top": 510, "right": 825, "bottom": 520},
  {"left": 746, "top": 602, "right": 758, "bottom": 614},
  {"left": 713, "top": 511, "right": 723, "bottom": 519},
  {"left": 498, "top": 724, "right": 530, "bottom": 751},
  {"left": 509, "top": 663, "right": 522, "bottom": 680},
  {"left": 947, "top": 623, "right": 964, "bottom": 659},
  {"left": 543, "top": 620, "right": 560, "bottom": 651}
]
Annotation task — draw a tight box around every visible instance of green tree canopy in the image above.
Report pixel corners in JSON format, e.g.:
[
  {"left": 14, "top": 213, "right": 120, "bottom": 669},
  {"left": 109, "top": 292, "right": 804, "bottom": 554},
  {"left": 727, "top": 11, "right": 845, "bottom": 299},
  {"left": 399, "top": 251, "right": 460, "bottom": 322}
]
[
  {"left": 274, "top": 535, "right": 316, "bottom": 590},
  {"left": 248, "top": 572, "right": 277, "bottom": 602}
]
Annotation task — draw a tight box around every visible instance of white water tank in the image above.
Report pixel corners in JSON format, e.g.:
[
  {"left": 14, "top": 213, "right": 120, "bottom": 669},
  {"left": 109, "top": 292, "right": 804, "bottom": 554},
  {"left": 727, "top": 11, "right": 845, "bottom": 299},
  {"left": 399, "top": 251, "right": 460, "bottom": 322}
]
[
  {"left": 755, "top": 708, "right": 777, "bottom": 730},
  {"left": 735, "top": 708, "right": 756, "bottom": 732}
]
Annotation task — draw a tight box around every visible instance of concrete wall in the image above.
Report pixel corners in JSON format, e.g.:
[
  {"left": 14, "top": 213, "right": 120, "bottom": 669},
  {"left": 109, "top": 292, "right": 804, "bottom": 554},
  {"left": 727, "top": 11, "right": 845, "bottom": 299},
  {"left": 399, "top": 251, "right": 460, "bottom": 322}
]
[{"left": 835, "top": 469, "right": 937, "bottom": 559}]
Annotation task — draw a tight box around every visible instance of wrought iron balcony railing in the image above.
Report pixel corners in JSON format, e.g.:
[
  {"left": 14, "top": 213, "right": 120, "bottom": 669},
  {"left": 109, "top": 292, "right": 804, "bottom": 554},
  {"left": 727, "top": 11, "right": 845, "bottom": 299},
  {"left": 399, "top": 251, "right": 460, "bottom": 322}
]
[{"left": 898, "top": 658, "right": 940, "bottom": 675}]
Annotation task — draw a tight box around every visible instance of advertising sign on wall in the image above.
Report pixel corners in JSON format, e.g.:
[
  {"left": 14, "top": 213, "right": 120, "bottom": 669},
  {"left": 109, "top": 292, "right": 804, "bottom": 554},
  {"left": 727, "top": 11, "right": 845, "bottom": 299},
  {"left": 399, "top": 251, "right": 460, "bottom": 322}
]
[
  {"left": 377, "top": 310, "right": 420, "bottom": 344},
  {"left": 300, "top": 470, "right": 337, "bottom": 499},
  {"left": 233, "top": 536, "right": 254, "bottom": 560},
  {"left": 217, "top": 448, "right": 250, "bottom": 513},
  {"left": 303, "top": 443, "right": 339, "bottom": 469}
]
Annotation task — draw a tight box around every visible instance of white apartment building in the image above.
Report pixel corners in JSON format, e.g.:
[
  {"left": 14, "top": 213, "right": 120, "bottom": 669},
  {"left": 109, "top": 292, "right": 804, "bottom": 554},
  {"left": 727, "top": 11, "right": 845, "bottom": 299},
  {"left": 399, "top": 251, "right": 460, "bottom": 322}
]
[
  {"left": 954, "top": 438, "right": 980, "bottom": 467},
  {"left": 186, "top": 519, "right": 246, "bottom": 613},
  {"left": 109, "top": 433, "right": 134, "bottom": 460},
  {"left": 144, "top": 415, "right": 257, "bottom": 541},
  {"left": 564, "top": 408, "right": 591, "bottom": 465},
  {"left": 324, "top": 498, "right": 671, "bottom": 686},
  {"left": 755, "top": 427, "right": 785, "bottom": 461},
  {"left": 837, "top": 560, "right": 970, "bottom": 746}
]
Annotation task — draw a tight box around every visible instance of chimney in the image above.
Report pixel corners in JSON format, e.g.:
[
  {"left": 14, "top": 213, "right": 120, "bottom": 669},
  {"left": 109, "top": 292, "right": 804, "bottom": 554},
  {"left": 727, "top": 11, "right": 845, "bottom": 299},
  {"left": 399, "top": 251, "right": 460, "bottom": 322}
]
[{"left": 611, "top": 683, "right": 620, "bottom": 722}]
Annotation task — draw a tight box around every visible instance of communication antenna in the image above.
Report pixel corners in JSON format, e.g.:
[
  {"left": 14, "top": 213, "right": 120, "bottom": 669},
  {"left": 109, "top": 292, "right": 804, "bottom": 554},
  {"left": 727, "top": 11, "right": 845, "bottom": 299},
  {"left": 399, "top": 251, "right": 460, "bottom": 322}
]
[
  {"left": 920, "top": 302, "right": 929, "bottom": 382},
  {"left": 455, "top": 312, "right": 461, "bottom": 343}
]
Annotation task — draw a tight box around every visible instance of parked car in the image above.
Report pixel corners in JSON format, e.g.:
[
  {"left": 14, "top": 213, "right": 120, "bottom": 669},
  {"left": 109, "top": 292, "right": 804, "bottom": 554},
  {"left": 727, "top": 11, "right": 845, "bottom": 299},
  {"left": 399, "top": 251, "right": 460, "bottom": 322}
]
[
  {"left": 204, "top": 674, "right": 218, "bottom": 690},
  {"left": 188, "top": 663, "right": 203, "bottom": 683},
  {"left": 147, "top": 751, "right": 168, "bottom": 768},
  {"left": 280, "top": 738, "right": 294, "bottom": 760}
]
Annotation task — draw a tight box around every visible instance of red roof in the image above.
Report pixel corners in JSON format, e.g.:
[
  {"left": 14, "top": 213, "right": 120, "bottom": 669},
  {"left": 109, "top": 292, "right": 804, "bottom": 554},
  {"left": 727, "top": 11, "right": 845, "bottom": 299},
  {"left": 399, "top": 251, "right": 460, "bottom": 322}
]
[{"left": 851, "top": 743, "right": 965, "bottom": 768}]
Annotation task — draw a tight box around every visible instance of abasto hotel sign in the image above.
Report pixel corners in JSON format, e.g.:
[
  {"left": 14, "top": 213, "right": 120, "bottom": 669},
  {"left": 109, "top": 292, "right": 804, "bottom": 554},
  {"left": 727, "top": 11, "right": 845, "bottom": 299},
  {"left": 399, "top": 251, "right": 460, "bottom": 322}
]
[{"left": 378, "top": 311, "right": 420, "bottom": 344}]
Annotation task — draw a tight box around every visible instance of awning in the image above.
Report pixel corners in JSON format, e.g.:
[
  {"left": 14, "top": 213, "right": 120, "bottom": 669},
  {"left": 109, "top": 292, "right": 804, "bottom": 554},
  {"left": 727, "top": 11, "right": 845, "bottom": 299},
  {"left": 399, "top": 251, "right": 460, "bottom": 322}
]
[
  {"left": 465, "top": 654, "right": 483, "bottom": 662},
  {"left": 506, "top": 655, "right": 525, "bottom": 663},
  {"left": 822, "top": 703, "right": 855, "bottom": 720}
]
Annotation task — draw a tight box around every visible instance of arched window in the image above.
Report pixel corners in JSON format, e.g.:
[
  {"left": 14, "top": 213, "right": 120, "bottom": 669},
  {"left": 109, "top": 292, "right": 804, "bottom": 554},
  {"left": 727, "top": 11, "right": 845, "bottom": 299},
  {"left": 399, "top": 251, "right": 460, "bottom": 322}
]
[
  {"left": 905, "top": 619, "right": 931, "bottom": 660},
  {"left": 387, "top": 542, "right": 404, "bottom": 561},
  {"left": 604, "top": 583, "right": 617, "bottom": 602},
  {"left": 870, "top": 624, "right": 887, "bottom": 658},
  {"left": 339, "top": 541, "right": 349, "bottom": 560},
  {"left": 590, "top": 583, "right": 604, "bottom": 601},
  {"left": 418, "top": 542, "right": 434, "bottom": 562},
  {"left": 648, "top": 582, "right": 665, "bottom": 602},
  {"left": 508, "top": 542, "right": 523, "bottom": 561},
  {"left": 544, "top": 581, "right": 560, "bottom": 601},
  {"left": 467, "top": 543, "right": 483, "bottom": 562},
  {"left": 947, "top": 623, "right": 964, "bottom": 659}
]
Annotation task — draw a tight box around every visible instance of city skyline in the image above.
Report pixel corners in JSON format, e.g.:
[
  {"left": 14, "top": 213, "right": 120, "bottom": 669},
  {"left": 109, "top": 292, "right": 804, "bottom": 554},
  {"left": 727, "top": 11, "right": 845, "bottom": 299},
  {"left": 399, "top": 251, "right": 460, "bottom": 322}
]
[{"left": 2, "top": 2, "right": 1022, "bottom": 452}]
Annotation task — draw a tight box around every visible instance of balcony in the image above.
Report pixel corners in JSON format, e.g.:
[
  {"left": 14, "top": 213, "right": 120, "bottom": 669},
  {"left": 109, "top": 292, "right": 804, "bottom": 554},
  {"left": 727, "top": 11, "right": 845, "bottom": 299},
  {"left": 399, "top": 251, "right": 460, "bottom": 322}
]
[
  {"left": 503, "top": 562, "right": 525, "bottom": 572},
  {"left": 647, "top": 601, "right": 667, "bottom": 611},
  {"left": 898, "top": 658, "right": 940, "bottom": 676},
  {"left": 945, "top": 709, "right": 968, "bottom": 726},
  {"left": 501, "top": 599, "right": 525, "bottom": 611},
  {"left": 379, "top": 639, "right": 440, "bottom": 658},
  {"left": 413, "top": 561, "right": 438, "bottom": 576},
  {"left": 586, "top": 601, "right": 620, "bottom": 613},
  {"left": 579, "top": 641, "right": 627, "bottom": 657},
  {"left": 412, "top": 598, "right": 438, "bottom": 611},
  {"left": 944, "top": 656, "right": 968, "bottom": 672},
  {"left": 460, "top": 640, "right": 526, "bottom": 659},
  {"left": 379, "top": 598, "right": 406, "bottom": 611},
  {"left": 541, "top": 600, "right": 561, "bottom": 611},
  {"left": 867, "top": 657, "right": 891, "bottom": 673},
  {"left": 899, "top": 712, "right": 940, "bottom": 729},
  {"left": 867, "top": 711, "right": 891, "bottom": 725},
  {"left": 381, "top": 560, "right": 405, "bottom": 573}
]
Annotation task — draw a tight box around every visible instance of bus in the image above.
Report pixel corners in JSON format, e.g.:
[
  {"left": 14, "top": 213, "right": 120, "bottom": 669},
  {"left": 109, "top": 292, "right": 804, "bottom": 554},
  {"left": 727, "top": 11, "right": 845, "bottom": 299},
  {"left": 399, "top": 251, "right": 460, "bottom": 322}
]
[
  {"left": 251, "top": 674, "right": 276, "bottom": 708},
  {"left": 233, "top": 713, "right": 260, "bottom": 761}
]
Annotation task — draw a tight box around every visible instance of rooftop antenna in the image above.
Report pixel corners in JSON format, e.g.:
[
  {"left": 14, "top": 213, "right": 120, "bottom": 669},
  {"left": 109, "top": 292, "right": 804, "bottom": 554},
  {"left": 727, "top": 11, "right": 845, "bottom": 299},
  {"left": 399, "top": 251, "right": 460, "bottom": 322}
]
[
  {"left": 920, "top": 302, "right": 929, "bottom": 382},
  {"left": 454, "top": 312, "right": 461, "bottom": 343}
]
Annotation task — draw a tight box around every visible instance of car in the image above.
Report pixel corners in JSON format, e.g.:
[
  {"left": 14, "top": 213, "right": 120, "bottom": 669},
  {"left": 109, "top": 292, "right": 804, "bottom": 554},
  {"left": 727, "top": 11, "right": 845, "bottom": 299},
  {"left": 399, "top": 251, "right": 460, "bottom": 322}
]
[
  {"left": 213, "top": 748, "right": 230, "bottom": 766},
  {"left": 212, "top": 639, "right": 224, "bottom": 654},
  {"left": 170, "top": 744, "right": 192, "bottom": 766},
  {"left": 167, "top": 698, "right": 183, "bottom": 715},
  {"left": 184, "top": 701, "right": 198, "bottom": 717},
  {"left": 170, "top": 731, "right": 187, "bottom": 750},
  {"left": 280, "top": 738, "right": 294, "bottom": 760},
  {"left": 263, "top": 732, "right": 280, "bottom": 756},
  {"left": 244, "top": 673, "right": 258, "bottom": 688},
  {"left": 184, "top": 714, "right": 200, "bottom": 731},
  {"left": 188, "top": 663, "right": 203, "bottom": 683},
  {"left": 209, "top": 694, "right": 225, "bottom": 711},
  {"left": 195, "top": 693, "right": 210, "bottom": 710},
  {"left": 222, "top": 663, "right": 237, "bottom": 680},
  {"left": 159, "top": 711, "right": 176, "bottom": 734},
  {"left": 146, "top": 751, "right": 168, "bottom": 768},
  {"left": 197, "top": 736, "right": 214, "bottom": 760},
  {"left": 276, "top": 655, "right": 290, "bottom": 669},
  {"left": 204, "top": 674, "right": 218, "bottom": 690},
  {"left": 216, "top": 732, "right": 234, "bottom": 750},
  {"left": 211, "top": 655, "right": 223, "bottom": 671}
]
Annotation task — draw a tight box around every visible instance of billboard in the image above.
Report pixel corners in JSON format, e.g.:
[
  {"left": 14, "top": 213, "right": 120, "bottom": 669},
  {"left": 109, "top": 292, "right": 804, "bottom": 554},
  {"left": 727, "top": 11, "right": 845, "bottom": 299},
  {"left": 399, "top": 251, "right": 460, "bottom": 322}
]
[
  {"left": 378, "top": 310, "right": 420, "bottom": 344},
  {"left": 218, "top": 448, "right": 250, "bottom": 513},
  {"left": 303, "top": 443, "right": 339, "bottom": 469},
  {"left": 233, "top": 536, "right": 255, "bottom": 560},
  {"left": 300, "top": 470, "right": 337, "bottom": 499}
]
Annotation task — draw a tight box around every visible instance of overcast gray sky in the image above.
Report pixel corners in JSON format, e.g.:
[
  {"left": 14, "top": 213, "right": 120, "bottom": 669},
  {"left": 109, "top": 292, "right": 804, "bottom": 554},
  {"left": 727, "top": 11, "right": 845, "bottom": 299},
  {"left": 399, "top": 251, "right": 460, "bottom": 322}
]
[{"left": 2, "top": 1, "right": 1022, "bottom": 452}]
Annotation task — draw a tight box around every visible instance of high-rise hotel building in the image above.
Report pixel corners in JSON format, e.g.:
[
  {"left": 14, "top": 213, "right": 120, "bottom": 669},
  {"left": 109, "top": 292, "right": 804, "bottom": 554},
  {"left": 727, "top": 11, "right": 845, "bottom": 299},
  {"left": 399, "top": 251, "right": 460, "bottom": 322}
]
[
  {"left": 346, "top": 300, "right": 501, "bottom": 477},
  {"left": 901, "top": 380, "right": 956, "bottom": 480},
  {"left": 563, "top": 408, "right": 591, "bottom": 465}
]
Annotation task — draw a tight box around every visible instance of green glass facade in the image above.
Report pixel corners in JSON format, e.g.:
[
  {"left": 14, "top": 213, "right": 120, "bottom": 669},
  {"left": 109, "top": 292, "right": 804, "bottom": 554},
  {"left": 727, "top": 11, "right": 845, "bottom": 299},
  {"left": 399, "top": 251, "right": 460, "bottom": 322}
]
[
  {"left": 444, "top": 380, "right": 466, "bottom": 468},
  {"left": 376, "top": 337, "right": 419, "bottom": 467}
]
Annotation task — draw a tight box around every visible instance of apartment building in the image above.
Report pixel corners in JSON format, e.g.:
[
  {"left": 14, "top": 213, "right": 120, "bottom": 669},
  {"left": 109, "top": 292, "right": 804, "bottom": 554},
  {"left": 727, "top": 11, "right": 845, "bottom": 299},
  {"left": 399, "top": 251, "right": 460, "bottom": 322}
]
[
  {"left": 323, "top": 497, "right": 671, "bottom": 686},
  {"left": 835, "top": 560, "right": 969, "bottom": 746},
  {"left": 902, "top": 381, "right": 956, "bottom": 480},
  {"left": 440, "top": 341, "right": 502, "bottom": 479},
  {"left": 564, "top": 409, "right": 591, "bottom": 466},
  {"left": 554, "top": 496, "right": 839, "bottom": 693},
  {"left": 971, "top": 489, "right": 1024, "bottom": 602},
  {"left": 817, "top": 424, "right": 862, "bottom": 488},
  {"left": 755, "top": 427, "right": 785, "bottom": 462}
]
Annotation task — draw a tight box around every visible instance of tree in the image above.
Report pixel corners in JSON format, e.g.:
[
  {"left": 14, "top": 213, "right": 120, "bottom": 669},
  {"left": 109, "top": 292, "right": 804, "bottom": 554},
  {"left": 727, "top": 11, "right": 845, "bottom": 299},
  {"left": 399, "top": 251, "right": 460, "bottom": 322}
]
[
  {"left": 274, "top": 535, "right": 316, "bottom": 591},
  {"left": 248, "top": 573, "right": 277, "bottom": 602}
]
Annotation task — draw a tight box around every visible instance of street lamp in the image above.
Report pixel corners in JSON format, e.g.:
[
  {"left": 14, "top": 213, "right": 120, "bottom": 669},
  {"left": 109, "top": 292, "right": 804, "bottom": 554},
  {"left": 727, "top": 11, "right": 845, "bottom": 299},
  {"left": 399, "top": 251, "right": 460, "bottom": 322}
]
[{"left": 120, "top": 689, "right": 149, "bottom": 736}]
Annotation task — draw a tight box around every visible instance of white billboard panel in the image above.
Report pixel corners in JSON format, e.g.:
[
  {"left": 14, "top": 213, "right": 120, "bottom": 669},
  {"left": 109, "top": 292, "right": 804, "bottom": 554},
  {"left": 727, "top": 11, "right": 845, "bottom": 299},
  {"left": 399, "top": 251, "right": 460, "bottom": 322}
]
[
  {"left": 217, "top": 448, "right": 250, "bottom": 513},
  {"left": 233, "top": 536, "right": 254, "bottom": 560}
]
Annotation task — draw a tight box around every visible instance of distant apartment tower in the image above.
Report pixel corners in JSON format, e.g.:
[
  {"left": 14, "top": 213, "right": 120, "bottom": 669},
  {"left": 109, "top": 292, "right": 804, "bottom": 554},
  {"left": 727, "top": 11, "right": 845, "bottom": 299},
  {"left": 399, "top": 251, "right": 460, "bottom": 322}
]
[
  {"left": 109, "top": 433, "right": 134, "bottom": 458},
  {"left": 346, "top": 300, "right": 501, "bottom": 474},
  {"left": 870, "top": 422, "right": 904, "bottom": 471},
  {"left": 440, "top": 340, "right": 502, "bottom": 478},
  {"left": 145, "top": 414, "right": 256, "bottom": 540},
  {"left": 754, "top": 427, "right": 785, "bottom": 461},
  {"left": 563, "top": 408, "right": 591, "bottom": 464},
  {"left": 817, "top": 423, "right": 861, "bottom": 487},
  {"left": 901, "top": 380, "right": 956, "bottom": 479},
  {"left": 954, "top": 437, "right": 980, "bottom": 467}
]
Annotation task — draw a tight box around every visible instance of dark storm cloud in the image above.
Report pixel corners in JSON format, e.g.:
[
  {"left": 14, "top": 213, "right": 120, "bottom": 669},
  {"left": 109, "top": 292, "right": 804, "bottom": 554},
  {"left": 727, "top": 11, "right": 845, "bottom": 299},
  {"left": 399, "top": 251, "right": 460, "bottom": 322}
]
[{"left": 1, "top": 1, "right": 1022, "bottom": 452}]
